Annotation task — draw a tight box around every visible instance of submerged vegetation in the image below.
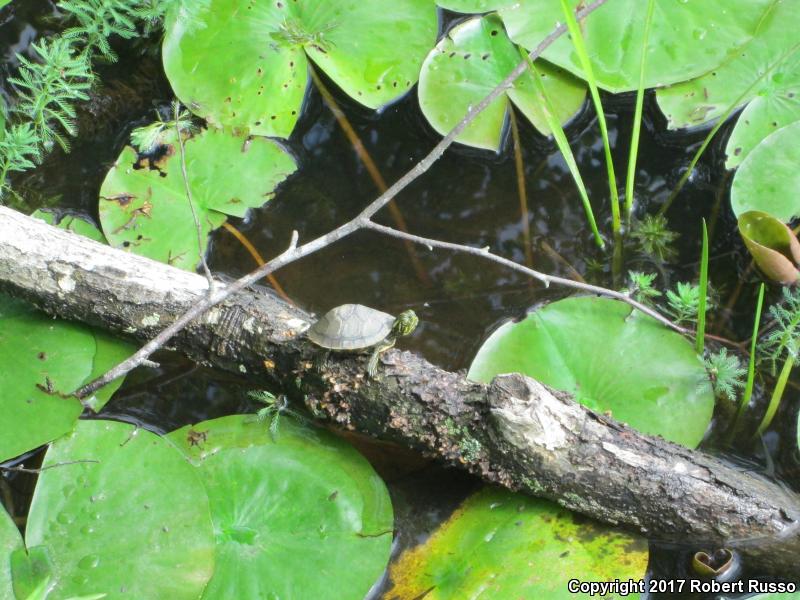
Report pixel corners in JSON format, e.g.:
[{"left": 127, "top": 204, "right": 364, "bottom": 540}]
[{"left": 2, "top": 0, "right": 800, "bottom": 596}]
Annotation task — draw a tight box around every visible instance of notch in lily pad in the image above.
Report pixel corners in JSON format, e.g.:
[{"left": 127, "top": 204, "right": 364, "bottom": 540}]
[{"left": 738, "top": 211, "right": 800, "bottom": 285}]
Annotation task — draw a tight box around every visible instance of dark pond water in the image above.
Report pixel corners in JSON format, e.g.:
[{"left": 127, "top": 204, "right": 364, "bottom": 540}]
[{"left": 2, "top": 2, "right": 798, "bottom": 598}]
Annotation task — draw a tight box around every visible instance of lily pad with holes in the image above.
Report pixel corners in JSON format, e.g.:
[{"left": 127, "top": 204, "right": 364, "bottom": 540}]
[
  {"left": 0, "top": 506, "right": 23, "bottom": 599},
  {"left": 167, "top": 414, "right": 393, "bottom": 599},
  {"left": 163, "top": 0, "right": 437, "bottom": 138},
  {"left": 655, "top": 0, "right": 800, "bottom": 168},
  {"left": 0, "top": 294, "right": 133, "bottom": 462},
  {"left": 419, "top": 14, "right": 585, "bottom": 151},
  {"left": 18, "top": 420, "right": 215, "bottom": 599},
  {"left": 98, "top": 127, "right": 296, "bottom": 271},
  {"left": 387, "top": 486, "right": 648, "bottom": 599},
  {"left": 738, "top": 211, "right": 800, "bottom": 284},
  {"left": 438, "top": 0, "right": 774, "bottom": 93},
  {"left": 731, "top": 122, "right": 800, "bottom": 221},
  {"left": 468, "top": 296, "right": 714, "bottom": 447}
]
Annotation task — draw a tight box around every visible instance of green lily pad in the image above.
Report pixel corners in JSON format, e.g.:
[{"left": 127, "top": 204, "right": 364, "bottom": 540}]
[
  {"left": 0, "top": 507, "right": 23, "bottom": 600},
  {"left": 31, "top": 210, "right": 107, "bottom": 244},
  {"left": 419, "top": 14, "right": 585, "bottom": 151},
  {"left": 0, "top": 295, "right": 90, "bottom": 463},
  {"left": 468, "top": 296, "right": 714, "bottom": 447},
  {"left": 98, "top": 128, "right": 296, "bottom": 271},
  {"left": 163, "top": 0, "right": 436, "bottom": 138},
  {"left": 738, "top": 211, "right": 800, "bottom": 284},
  {"left": 655, "top": 0, "right": 800, "bottom": 168},
  {"left": 388, "top": 486, "right": 648, "bottom": 599},
  {"left": 731, "top": 121, "right": 800, "bottom": 221},
  {"left": 168, "top": 415, "right": 393, "bottom": 600},
  {"left": 440, "top": 0, "right": 774, "bottom": 93},
  {"left": 21, "top": 420, "right": 215, "bottom": 599}
]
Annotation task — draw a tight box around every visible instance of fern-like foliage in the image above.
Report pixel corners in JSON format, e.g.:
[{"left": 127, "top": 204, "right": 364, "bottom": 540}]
[
  {"left": 759, "top": 286, "right": 800, "bottom": 375},
  {"left": 130, "top": 106, "right": 196, "bottom": 153},
  {"left": 630, "top": 214, "right": 679, "bottom": 263},
  {"left": 0, "top": 123, "right": 41, "bottom": 184},
  {"left": 704, "top": 348, "right": 746, "bottom": 403},
  {"left": 622, "top": 271, "right": 661, "bottom": 306},
  {"left": 8, "top": 38, "right": 94, "bottom": 152},
  {"left": 665, "top": 281, "right": 712, "bottom": 325}
]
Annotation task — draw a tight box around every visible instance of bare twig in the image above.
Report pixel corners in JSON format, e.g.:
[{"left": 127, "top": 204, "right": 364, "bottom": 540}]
[
  {"left": 0, "top": 460, "right": 100, "bottom": 474},
  {"left": 174, "top": 101, "right": 214, "bottom": 291},
  {"left": 74, "top": 0, "right": 617, "bottom": 399}
]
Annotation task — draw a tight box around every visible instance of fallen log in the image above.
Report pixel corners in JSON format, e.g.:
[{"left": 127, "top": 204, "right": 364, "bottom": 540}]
[{"left": 0, "top": 205, "right": 798, "bottom": 578}]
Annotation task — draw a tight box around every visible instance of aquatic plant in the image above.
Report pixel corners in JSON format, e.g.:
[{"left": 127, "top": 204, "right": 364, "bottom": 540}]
[
  {"left": 665, "top": 282, "right": 706, "bottom": 326},
  {"left": 623, "top": 271, "right": 661, "bottom": 306},
  {"left": 630, "top": 214, "right": 679, "bottom": 263},
  {"left": 704, "top": 348, "right": 746, "bottom": 404}
]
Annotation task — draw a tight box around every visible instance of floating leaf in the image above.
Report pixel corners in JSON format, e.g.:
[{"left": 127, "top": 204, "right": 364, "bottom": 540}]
[
  {"left": 738, "top": 211, "right": 800, "bottom": 284},
  {"left": 655, "top": 0, "right": 800, "bottom": 168},
  {"left": 168, "top": 415, "right": 393, "bottom": 599},
  {"left": 731, "top": 122, "right": 800, "bottom": 221},
  {"left": 468, "top": 296, "right": 714, "bottom": 447},
  {"left": 98, "top": 128, "right": 296, "bottom": 271},
  {"left": 163, "top": 0, "right": 436, "bottom": 138},
  {"left": 438, "top": 0, "right": 774, "bottom": 93},
  {"left": 388, "top": 486, "right": 647, "bottom": 599},
  {"left": 0, "top": 506, "right": 23, "bottom": 600},
  {"left": 419, "top": 14, "right": 585, "bottom": 150},
  {"left": 31, "top": 209, "right": 107, "bottom": 244},
  {"left": 21, "top": 420, "right": 215, "bottom": 599}
]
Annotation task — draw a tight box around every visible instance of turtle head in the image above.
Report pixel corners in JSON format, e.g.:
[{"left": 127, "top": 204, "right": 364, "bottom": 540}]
[{"left": 392, "top": 310, "right": 419, "bottom": 337}]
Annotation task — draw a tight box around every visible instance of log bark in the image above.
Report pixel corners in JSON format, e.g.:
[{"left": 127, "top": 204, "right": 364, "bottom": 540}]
[{"left": 1, "top": 205, "right": 798, "bottom": 579}]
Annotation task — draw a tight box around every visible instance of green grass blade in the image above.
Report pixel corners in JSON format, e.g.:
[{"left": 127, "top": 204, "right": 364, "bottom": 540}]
[
  {"left": 695, "top": 219, "right": 709, "bottom": 355},
  {"left": 755, "top": 352, "right": 794, "bottom": 438},
  {"left": 736, "top": 282, "right": 765, "bottom": 428},
  {"left": 559, "top": 0, "right": 620, "bottom": 240},
  {"left": 658, "top": 42, "right": 800, "bottom": 217},
  {"left": 524, "top": 54, "right": 604, "bottom": 249},
  {"left": 625, "top": 0, "right": 655, "bottom": 225}
]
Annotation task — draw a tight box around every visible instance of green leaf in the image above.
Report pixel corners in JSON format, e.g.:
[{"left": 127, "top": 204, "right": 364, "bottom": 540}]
[
  {"left": 655, "top": 0, "right": 800, "bottom": 168},
  {"left": 163, "top": 0, "right": 436, "bottom": 138},
  {"left": 0, "top": 506, "right": 23, "bottom": 600},
  {"left": 468, "top": 296, "right": 714, "bottom": 447},
  {"left": 444, "top": 0, "right": 774, "bottom": 93},
  {"left": 31, "top": 209, "right": 107, "bottom": 244},
  {"left": 738, "top": 211, "right": 800, "bottom": 284},
  {"left": 418, "top": 14, "right": 585, "bottom": 150},
  {"left": 0, "top": 295, "right": 89, "bottom": 462},
  {"left": 387, "top": 487, "right": 648, "bottom": 599},
  {"left": 21, "top": 420, "right": 215, "bottom": 599},
  {"left": 98, "top": 128, "right": 296, "bottom": 271},
  {"left": 168, "top": 415, "right": 393, "bottom": 600},
  {"left": 731, "top": 121, "right": 800, "bottom": 221}
]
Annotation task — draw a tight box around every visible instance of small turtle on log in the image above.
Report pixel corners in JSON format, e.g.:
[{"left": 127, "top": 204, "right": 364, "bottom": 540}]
[{"left": 307, "top": 304, "right": 418, "bottom": 377}]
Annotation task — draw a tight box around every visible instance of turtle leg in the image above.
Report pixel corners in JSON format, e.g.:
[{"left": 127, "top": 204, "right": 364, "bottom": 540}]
[
  {"left": 367, "top": 337, "right": 396, "bottom": 378},
  {"left": 314, "top": 349, "right": 330, "bottom": 373}
]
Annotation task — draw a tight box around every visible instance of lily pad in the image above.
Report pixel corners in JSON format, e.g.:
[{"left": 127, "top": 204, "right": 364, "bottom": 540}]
[
  {"left": 21, "top": 420, "right": 215, "bottom": 599},
  {"left": 738, "top": 211, "right": 800, "bottom": 284},
  {"left": 655, "top": 0, "right": 800, "bottom": 168},
  {"left": 731, "top": 121, "right": 800, "bottom": 221},
  {"left": 168, "top": 414, "right": 393, "bottom": 599},
  {"left": 468, "top": 296, "right": 714, "bottom": 447},
  {"left": 419, "top": 14, "right": 585, "bottom": 151},
  {"left": 439, "top": 0, "right": 774, "bottom": 93},
  {"left": 0, "top": 507, "right": 23, "bottom": 600},
  {"left": 163, "top": 0, "right": 436, "bottom": 138},
  {"left": 387, "top": 486, "right": 648, "bottom": 599},
  {"left": 31, "top": 209, "right": 107, "bottom": 244},
  {"left": 98, "top": 128, "right": 296, "bottom": 271}
]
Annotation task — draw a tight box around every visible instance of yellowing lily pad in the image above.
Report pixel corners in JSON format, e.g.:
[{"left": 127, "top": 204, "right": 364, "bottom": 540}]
[
  {"left": 98, "top": 128, "right": 296, "bottom": 271},
  {"left": 168, "top": 415, "right": 393, "bottom": 600},
  {"left": 387, "top": 486, "right": 648, "bottom": 599},
  {"left": 419, "top": 14, "right": 585, "bottom": 151},
  {"left": 468, "top": 296, "right": 714, "bottom": 448},
  {"left": 738, "top": 211, "right": 800, "bottom": 284}
]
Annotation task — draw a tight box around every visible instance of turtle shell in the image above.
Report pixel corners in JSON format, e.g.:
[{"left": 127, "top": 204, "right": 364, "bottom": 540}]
[{"left": 307, "top": 304, "right": 395, "bottom": 350}]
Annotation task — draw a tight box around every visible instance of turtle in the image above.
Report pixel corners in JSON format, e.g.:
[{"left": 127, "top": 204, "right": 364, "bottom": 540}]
[{"left": 307, "top": 304, "right": 419, "bottom": 377}]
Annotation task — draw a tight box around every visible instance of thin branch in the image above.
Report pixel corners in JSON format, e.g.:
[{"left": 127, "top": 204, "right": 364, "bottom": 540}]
[
  {"left": 363, "top": 220, "right": 689, "bottom": 334},
  {"left": 0, "top": 459, "right": 100, "bottom": 474},
  {"left": 73, "top": 0, "right": 613, "bottom": 399}
]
